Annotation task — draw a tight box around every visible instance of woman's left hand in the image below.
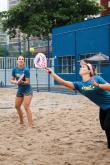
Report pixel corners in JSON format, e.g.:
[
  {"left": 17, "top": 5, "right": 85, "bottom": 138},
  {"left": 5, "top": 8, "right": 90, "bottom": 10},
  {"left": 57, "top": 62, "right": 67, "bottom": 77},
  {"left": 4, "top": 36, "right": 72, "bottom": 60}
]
[{"left": 93, "top": 81, "right": 99, "bottom": 87}]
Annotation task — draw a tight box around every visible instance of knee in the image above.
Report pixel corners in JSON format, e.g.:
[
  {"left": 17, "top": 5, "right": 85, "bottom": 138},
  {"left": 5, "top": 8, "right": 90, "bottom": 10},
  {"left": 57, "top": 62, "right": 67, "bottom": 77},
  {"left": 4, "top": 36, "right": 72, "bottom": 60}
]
[
  {"left": 15, "top": 105, "right": 21, "bottom": 110},
  {"left": 24, "top": 104, "right": 30, "bottom": 111}
]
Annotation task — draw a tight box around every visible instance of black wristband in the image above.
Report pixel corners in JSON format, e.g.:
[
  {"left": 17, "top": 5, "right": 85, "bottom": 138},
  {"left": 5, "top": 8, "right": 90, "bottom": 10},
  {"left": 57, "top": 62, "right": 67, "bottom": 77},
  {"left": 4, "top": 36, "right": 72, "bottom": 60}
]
[{"left": 48, "top": 71, "right": 51, "bottom": 74}]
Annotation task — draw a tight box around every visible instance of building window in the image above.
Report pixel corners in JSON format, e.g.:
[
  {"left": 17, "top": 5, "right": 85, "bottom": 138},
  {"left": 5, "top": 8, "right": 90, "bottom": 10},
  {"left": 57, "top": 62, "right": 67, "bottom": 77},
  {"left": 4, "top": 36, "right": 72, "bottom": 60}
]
[{"left": 57, "top": 56, "right": 75, "bottom": 73}]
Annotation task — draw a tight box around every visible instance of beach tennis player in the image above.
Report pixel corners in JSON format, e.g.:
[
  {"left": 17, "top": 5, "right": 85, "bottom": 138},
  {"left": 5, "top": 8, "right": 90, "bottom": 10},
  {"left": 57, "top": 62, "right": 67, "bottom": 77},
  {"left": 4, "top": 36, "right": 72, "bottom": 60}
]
[
  {"left": 47, "top": 62, "right": 110, "bottom": 149},
  {"left": 11, "top": 55, "right": 33, "bottom": 128}
]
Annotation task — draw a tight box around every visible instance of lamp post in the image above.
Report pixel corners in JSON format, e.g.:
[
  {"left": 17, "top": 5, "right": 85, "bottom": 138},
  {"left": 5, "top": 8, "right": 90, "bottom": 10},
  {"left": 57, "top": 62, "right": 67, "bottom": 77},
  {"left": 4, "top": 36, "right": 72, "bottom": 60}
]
[
  {"left": 4, "top": 47, "right": 7, "bottom": 87},
  {"left": 3, "top": 45, "right": 9, "bottom": 87}
]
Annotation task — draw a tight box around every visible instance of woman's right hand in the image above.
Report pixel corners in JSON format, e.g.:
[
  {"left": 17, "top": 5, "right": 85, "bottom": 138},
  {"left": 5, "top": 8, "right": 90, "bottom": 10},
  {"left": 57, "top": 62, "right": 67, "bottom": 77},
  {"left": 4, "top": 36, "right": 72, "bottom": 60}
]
[
  {"left": 17, "top": 79, "right": 22, "bottom": 84},
  {"left": 46, "top": 68, "right": 53, "bottom": 74}
]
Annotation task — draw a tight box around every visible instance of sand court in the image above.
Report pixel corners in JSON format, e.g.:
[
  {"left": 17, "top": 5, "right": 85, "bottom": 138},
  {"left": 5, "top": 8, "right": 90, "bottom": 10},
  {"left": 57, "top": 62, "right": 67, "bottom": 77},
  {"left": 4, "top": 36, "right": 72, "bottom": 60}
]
[{"left": 0, "top": 88, "right": 110, "bottom": 165}]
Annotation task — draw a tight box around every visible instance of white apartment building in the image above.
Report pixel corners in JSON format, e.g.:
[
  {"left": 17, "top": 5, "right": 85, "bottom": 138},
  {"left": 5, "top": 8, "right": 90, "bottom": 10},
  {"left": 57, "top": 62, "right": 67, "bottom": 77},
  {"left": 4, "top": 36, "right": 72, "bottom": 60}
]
[
  {"left": 8, "top": 0, "right": 20, "bottom": 9},
  {"left": 0, "top": 26, "right": 8, "bottom": 48},
  {"left": 0, "top": 20, "right": 8, "bottom": 46},
  {"left": 7, "top": 0, "right": 22, "bottom": 55},
  {"left": 0, "top": 1, "right": 8, "bottom": 47}
]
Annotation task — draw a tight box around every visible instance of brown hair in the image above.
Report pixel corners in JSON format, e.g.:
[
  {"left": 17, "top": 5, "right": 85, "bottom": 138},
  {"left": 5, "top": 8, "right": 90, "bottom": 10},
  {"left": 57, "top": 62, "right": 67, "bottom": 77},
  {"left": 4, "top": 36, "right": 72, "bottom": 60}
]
[{"left": 17, "top": 56, "right": 25, "bottom": 61}]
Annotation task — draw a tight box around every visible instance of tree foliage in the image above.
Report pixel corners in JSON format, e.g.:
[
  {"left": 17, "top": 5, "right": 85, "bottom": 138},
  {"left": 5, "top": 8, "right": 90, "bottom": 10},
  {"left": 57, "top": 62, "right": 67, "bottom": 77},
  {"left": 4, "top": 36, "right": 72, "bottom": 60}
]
[{"left": 1, "top": 0, "right": 102, "bottom": 38}]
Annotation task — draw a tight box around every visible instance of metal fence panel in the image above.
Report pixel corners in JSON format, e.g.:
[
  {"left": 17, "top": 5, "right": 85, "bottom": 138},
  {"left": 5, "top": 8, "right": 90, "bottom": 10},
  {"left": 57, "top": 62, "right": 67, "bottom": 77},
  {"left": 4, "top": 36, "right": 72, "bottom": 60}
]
[{"left": 0, "top": 57, "right": 54, "bottom": 89}]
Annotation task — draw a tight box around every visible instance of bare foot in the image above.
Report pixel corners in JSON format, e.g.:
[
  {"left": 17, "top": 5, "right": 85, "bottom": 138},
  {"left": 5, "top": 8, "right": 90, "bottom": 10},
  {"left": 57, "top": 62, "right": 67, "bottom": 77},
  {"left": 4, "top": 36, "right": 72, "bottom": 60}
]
[{"left": 20, "top": 122, "right": 25, "bottom": 128}]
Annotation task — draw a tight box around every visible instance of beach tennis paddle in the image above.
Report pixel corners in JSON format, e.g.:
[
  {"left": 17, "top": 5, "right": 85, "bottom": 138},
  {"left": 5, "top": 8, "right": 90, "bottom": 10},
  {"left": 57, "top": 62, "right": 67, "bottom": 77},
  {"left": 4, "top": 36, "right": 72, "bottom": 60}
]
[{"left": 34, "top": 53, "right": 47, "bottom": 69}]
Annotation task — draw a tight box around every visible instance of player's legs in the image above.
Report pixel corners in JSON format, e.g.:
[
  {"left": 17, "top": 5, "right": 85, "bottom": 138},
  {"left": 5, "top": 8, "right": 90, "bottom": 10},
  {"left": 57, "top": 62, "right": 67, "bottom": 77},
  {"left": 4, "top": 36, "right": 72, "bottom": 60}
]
[
  {"left": 23, "top": 94, "right": 33, "bottom": 128},
  {"left": 104, "top": 109, "right": 110, "bottom": 149},
  {"left": 15, "top": 96, "right": 24, "bottom": 125},
  {"left": 99, "top": 108, "right": 110, "bottom": 149}
]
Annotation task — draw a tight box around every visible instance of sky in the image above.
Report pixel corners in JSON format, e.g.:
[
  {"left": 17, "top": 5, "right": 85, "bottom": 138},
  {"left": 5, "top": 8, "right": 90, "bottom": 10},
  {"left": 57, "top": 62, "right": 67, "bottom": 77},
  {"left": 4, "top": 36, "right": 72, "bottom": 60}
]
[{"left": 0, "top": 0, "right": 7, "bottom": 11}]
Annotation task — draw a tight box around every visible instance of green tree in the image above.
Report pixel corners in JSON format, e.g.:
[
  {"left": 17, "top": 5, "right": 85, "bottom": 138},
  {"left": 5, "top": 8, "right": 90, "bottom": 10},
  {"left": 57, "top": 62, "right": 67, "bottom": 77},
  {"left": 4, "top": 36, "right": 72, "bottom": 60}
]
[
  {"left": 0, "top": 46, "right": 9, "bottom": 57},
  {"left": 1, "top": 0, "right": 102, "bottom": 38}
]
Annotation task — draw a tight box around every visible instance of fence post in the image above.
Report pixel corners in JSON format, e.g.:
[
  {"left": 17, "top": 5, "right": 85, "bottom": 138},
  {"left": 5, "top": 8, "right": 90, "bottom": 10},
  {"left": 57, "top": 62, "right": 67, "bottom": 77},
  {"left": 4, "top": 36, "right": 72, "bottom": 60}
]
[
  {"left": 4, "top": 48, "right": 7, "bottom": 87},
  {"left": 47, "top": 33, "right": 51, "bottom": 91}
]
